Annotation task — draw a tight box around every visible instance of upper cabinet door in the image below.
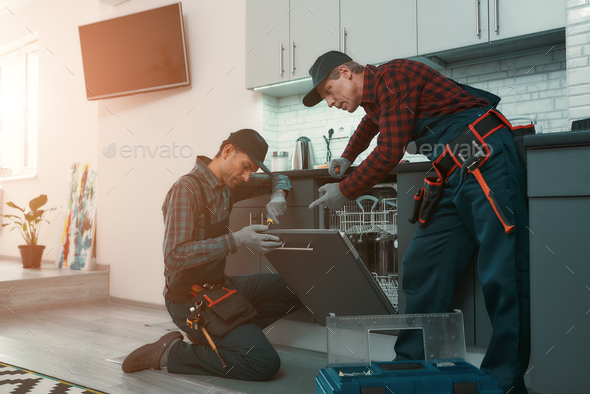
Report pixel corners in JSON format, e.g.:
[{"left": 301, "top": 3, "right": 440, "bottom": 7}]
[
  {"left": 341, "top": 0, "right": 418, "bottom": 65},
  {"left": 418, "top": 0, "right": 490, "bottom": 55},
  {"left": 246, "top": 0, "right": 290, "bottom": 89},
  {"left": 289, "top": 0, "right": 340, "bottom": 80},
  {"left": 488, "top": 0, "right": 565, "bottom": 42}
]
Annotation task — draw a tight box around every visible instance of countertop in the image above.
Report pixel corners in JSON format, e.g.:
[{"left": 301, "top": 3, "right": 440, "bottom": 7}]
[
  {"left": 524, "top": 129, "right": 590, "bottom": 149},
  {"left": 274, "top": 160, "right": 433, "bottom": 179}
]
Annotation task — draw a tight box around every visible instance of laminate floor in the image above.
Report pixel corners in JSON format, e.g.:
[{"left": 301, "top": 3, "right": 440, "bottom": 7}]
[{"left": 0, "top": 302, "right": 326, "bottom": 394}]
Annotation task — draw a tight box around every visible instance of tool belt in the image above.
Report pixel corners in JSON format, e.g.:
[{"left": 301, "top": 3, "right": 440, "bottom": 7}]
[
  {"left": 186, "top": 284, "right": 257, "bottom": 337},
  {"left": 409, "top": 109, "right": 533, "bottom": 230}
]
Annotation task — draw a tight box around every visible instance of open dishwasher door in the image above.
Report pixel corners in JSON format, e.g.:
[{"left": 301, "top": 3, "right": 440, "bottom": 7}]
[{"left": 264, "top": 229, "right": 396, "bottom": 326}]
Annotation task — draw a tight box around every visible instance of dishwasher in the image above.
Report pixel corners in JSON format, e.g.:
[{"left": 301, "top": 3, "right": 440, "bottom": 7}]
[{"left": 321, "top": 183, "right": 399, "bottom": 312}]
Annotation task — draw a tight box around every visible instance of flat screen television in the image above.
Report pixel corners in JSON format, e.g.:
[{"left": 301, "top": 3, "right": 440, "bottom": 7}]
[{"left": 79, "top": 3, "right": 190, "bottom": 100}]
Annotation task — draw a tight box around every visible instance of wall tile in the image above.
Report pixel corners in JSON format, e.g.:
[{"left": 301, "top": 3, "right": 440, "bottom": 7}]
[
  {"left": 262, "top": 53, "right": 568, "bottom": 166},
  {"left": 569, "top": 66, "right": 590, "bottom": 85}
]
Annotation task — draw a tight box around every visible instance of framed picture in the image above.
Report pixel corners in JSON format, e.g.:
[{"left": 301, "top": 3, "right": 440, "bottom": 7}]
[{"left": 55, "top": 160, "right": 97, "bottom": 270}]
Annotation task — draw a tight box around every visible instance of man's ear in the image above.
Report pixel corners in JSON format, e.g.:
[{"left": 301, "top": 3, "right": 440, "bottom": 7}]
[
  {"left": 340, "top": 65, "right": 352, "bottom": 79},
  {"left": 223, "top": 144, "right": 234, "bottom": 159}
]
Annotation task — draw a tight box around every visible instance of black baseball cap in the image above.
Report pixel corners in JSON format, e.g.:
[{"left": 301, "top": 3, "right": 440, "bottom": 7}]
[
  {"left": 303, "top": 50, "right": 352, "bottom": 107},
  {"left": 228, "top": 129, "right": 272, "bottom": 175}
]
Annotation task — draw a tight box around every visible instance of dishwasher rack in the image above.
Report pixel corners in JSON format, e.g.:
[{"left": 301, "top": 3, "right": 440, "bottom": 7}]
[
  {"left": 329, "top": 196, "right": 398, "bottom": 236},
  {"left": 328, "top": 194, "right": 399, "bottom": 312}
]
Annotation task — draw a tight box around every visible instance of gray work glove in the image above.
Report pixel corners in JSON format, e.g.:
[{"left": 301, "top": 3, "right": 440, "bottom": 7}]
[
  {"left": 308, "top": 183, "right": 348, "bottom": 210},
  {"left": 328, "top": 157, "right": 351, "bottom": 179},
  {"left": 232, "top": 225, "right": 282, "bottom": 254},
  {"left": 266, "top": 190, "right": 287, "bottom": 224}
]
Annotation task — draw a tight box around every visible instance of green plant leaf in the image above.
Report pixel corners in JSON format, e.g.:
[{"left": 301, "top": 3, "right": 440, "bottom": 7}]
[
  {"left": 6, "top": 202, "right": 24, "bottom": 212},
  {"left": 22, "top": 222, "right": 28, "bottom": 231},
  {"left": 29, "top": 194, "right": 48, "bottom": 211}
]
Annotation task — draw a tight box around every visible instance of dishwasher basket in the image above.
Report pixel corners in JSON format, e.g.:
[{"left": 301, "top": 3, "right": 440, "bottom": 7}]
[{"left": 328, "top": 193, "right": 399, "bottom": 312}]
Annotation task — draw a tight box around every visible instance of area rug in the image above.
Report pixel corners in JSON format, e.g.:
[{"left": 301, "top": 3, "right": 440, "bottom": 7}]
[{"left": 0, "top": 362, "right": 107, "bottom": 394}]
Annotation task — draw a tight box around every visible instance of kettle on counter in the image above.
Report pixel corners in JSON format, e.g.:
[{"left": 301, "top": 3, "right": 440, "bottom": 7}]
[{"left": 291, "top": 136, "right": 315, "bottom": 170}]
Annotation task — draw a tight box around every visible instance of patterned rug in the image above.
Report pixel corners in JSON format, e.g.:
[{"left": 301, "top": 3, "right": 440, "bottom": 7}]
[{"left": 0, "top": 362, "right": 108, "bottom": 394}]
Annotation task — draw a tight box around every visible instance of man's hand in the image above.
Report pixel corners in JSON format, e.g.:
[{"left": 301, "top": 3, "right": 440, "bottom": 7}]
[
  {"left": 266, "top": 190, "right": 287, "bottom": 224},
  {"left": 308, "top": 183, "right": 348, "bottom": 210},
  {"left": 232, "top": 225, "right": 282, "bottom": 254},
  {"left": 328, "top": 157, "right": 351, "bottom": 179}
]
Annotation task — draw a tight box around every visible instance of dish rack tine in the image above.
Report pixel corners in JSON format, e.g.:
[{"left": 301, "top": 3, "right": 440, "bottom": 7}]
[{"left": 355, "top": 195, "right": 380, "bottom": 211}]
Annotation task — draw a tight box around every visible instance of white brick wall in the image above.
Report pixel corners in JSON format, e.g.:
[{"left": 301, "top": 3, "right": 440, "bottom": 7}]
[
  {"left": 262, "top": 49, "right": 569, "bottom": 169},
  {"left": 566, "top": 0, "right": 590, "bottom": 121}
]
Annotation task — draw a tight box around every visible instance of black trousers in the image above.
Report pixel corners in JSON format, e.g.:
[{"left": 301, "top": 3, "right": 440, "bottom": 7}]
[{"left": 165, "top": 273, "right": 303, "bottom": 380}]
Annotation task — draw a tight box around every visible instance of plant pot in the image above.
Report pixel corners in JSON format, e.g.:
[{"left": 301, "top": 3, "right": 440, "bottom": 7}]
[{"left": 18, "top": 245, "right": 45, "bottom": 269}]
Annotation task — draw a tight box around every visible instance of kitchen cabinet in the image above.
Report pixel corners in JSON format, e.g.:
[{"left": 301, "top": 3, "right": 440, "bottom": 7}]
[
  {"left": 245, "top": 0, "right": 339, "bottom": 89},
  {"left": 340, "top": 0, "right": 417, "bottom": 65},
  {"left": 226, "top": 206, "right": 316, "bottom": 276},
  {"left": 417, "top": 0, "right": 565, "bottom": 55},
  {"left": 525, "top": 132, "right": 590, "bottom": 394},
  {"left": 226, "top": 177, "right": 319, "bottom": 323}
]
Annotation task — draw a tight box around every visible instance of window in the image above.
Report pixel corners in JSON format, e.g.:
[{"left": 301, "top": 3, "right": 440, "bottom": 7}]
[{"left": 0, "top": 39, "right": 38, "bottom": 178}]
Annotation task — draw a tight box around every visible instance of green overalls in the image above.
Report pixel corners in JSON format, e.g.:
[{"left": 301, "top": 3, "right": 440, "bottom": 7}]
[{"left": 395, "top": 85, "right": 530, "bottom": 394}]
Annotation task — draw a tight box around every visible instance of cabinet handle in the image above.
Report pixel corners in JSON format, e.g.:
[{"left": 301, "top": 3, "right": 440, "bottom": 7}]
[
  {"left": 291, "top": 40, "right": 296, "bottom": 74},
  {"left": 475, "top": 0, "right": 481, "bottom": 37},
  {"left": 342, "top": 27, "right": 347, "bottom": 53},
  {"left": 261, "top": 212, "right": 264, "bottom": 225},
  {"left": 249, "top": 212, "right": 253, "bottom": 226},
  {"left": 494, "top": 0, "right": 499, "bottom": 33},
  {"left": 275, "top": 247, "right": 314, "bottom": 252},
  {"left": 279, "top": 43, "right": 284, "bottom": 77}
]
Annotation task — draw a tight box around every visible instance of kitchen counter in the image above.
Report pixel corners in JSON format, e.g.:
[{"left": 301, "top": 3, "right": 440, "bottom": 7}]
[
  {"left": 274, "top": 160, "right": 433, "bottom": 179},
  {"left": 524, "top": 129, "right": 590, "bottom": 149}
]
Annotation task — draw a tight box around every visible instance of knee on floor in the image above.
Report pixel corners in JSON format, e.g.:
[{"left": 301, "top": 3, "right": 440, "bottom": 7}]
[{"left": 246, "top": 348, "right": 281, "bottom": 381}]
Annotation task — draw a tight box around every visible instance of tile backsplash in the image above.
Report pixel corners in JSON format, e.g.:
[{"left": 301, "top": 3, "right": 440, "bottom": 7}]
[{"left": 261, "top": 49, "right": 568, "bottom": 170}]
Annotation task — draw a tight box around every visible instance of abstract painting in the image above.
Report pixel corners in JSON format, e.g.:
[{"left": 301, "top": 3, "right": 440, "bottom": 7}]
[{"left": 55, "top": 160, "right": 97, "bottom": 270}]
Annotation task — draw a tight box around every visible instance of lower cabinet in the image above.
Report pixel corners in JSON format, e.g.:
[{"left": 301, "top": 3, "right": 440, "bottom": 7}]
[
  {"left": 226, "top": 202, "right": 317, "bottom": 324},
  {"left": 528, "top": 197, "right": 590, "bottom": 394}
]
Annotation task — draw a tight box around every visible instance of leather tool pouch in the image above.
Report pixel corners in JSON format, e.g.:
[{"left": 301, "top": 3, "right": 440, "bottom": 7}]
[
  {"left": 187, "top": 285, "right": 257, "bottom": 337},
  {"left": 415, "top": 177, "right": 444, "bottom": 226},
  {"left": 408, "top": 188, "right": 425, "bottom": 224}
]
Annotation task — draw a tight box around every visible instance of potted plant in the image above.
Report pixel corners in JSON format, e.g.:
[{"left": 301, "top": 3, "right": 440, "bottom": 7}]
[{"left": 1, "top": 194, "right": 59, "bottom": 268}]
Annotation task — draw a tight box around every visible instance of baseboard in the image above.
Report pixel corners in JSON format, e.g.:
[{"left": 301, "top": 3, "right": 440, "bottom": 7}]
[{"left": 108, "top": 296, "right": 167, "bottom": 311}]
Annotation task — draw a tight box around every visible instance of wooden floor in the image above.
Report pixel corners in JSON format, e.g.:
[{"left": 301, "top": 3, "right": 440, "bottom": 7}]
[{"left": 0, "top": 301, "right": 327, "bottom": 394}]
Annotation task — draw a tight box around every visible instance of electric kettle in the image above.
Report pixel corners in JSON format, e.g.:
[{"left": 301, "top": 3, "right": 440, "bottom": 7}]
[{"left": 291, "top": 136, "right": 315, "bottom": 170}]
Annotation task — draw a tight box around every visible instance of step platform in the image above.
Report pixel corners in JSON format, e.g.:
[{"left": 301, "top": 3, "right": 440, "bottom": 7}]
[{"left": 315, "top": 359, "right": 503, "bottom": 394}]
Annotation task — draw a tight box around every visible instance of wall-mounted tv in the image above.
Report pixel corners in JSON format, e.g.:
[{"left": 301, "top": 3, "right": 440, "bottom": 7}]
[{"left": 79, "top": 2, "right": 190, "bottom": 101}]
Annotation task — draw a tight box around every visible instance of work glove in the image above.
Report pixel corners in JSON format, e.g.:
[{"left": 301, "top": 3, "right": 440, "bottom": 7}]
[
  {"left": 266, "top": 190, "right": 287, "bottom": 224},
  {"left": 308, "top": 183, "right": 348, "bottom": 211},
  {"left": 328, "top": 157, "right": 351, "bottom": 179},
  {"left": 232, "top": 225, "right": 282, "bottom": 254}
]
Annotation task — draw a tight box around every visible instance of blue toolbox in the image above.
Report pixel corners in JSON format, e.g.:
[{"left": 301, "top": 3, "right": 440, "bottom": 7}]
[{"left": 315, "top": 359, "right": 503, "bottom": 394}]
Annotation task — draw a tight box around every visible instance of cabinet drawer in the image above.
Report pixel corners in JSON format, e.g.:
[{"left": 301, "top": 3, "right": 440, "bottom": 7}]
[{"left": 527, "top": 146, "right": 590, "bottom": 197}]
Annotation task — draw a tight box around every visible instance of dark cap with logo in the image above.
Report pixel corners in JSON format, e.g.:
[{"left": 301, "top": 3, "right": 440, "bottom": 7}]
[
  {"left": 228, "top": 128, "right": 272, "bottom": 175},
  {"left": 303, "top": 50, "right": 352, "bottom": 108}
]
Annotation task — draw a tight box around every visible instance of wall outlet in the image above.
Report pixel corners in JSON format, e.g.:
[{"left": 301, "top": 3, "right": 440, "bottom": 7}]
[{"left": 332, "top": 125, "right": 350, "bottom": 139}]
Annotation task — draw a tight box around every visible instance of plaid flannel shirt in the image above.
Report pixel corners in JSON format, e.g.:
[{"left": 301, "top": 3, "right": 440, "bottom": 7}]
[
  {"left": 162, "top": 156, "right": 291, "bottom": 287},
  {"left": 340, "top": 60, "right": 489, "bottom": 198}
]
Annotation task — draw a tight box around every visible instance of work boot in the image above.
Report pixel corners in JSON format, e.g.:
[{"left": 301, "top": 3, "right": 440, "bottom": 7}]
[{"left": 122, "top": 331, "right": 183, "bottom": 373}]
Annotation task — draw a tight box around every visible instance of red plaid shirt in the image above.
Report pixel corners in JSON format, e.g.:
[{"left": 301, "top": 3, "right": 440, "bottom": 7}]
[{"left": 340, "top": 60, "right": 489, "bottom": 198}]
